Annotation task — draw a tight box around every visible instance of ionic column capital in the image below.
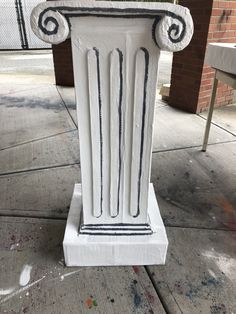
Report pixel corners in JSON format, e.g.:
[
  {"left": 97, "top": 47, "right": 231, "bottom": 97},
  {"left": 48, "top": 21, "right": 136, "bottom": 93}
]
[{"left": 30, "top": 0, "right": 193, "bottom": 51}]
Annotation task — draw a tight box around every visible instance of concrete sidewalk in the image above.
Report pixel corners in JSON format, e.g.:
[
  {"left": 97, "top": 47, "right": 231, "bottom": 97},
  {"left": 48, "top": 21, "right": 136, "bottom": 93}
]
[{"left": 0, "top": 51, "right": 236, "bottom": 314}]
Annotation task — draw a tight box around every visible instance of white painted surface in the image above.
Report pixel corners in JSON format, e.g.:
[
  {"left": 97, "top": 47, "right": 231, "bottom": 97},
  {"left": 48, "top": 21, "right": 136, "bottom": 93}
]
[
  {"left": 205, "top": 43, "right": 236, "bottom": 75},
  {"left": 63, "top": 184, "right": 168, "bottom": 266},
  {"left": 110, "top": 49, "right": 122, "bottom": 218},
  {"left": 87, "top": 48, "right": 102, "bottom": 218},
  {"left": 71, "top": 16, "right": 159, "bottom": 224},
  {"left": 130, "top": 49, "right": 147, "bottom": 217}
]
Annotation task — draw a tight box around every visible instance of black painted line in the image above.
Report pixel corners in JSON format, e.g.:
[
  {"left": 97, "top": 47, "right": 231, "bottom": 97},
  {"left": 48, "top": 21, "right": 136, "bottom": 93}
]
[
  {"left": 93, "top": 47, "right": 103, "bottom": 217},
  {"left": 152, "top": 17, "right": 162, "bottom": 48},
  {"left": 81, "top": 223, "right": 150, "bottom": 228},
  {"left": 81, "top": 223, "right": 149, "bottom": 227},
  {"left": 81, "top": 229, "right": 151, "bottom": 232},
  {"left": 113, "top": 48, "right": 123, "bottom": 218},
  {"left": 38, "top": 7, "right": 186, "bottom": 46},
  {"left": 40, "top": 6, "right": 184, "bottom": 16},
  {"left": 81, "top": 225, "right": 151, "bottom": 228},
  {"left": 81, "top": 227, "right": 151, "bottom": 231},
  {"left": 80, "top": 231, "right": 153, "bottom": 236},
  {"left": 134, "top": 48, "right": 149, "bottom": 218},
  {"left": 67, "top": 13, "right": 156, "bottom": 19}
]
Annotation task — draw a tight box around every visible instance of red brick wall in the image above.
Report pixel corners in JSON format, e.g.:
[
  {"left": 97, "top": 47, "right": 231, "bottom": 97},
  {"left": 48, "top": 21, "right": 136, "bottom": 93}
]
[{"left": 170, "top": 0, "right": 236, "bottom": 113}]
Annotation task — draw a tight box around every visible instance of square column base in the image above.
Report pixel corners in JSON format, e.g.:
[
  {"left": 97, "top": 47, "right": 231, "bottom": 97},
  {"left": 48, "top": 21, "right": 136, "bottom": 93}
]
[{"left": 63, "top": 184, "right": 168, "bottom": 266}]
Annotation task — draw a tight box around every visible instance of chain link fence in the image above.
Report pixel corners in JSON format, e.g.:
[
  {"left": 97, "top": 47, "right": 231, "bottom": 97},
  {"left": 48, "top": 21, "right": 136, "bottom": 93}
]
[{"left": 0, "top": 0, "right": 50, "bottom": 50}]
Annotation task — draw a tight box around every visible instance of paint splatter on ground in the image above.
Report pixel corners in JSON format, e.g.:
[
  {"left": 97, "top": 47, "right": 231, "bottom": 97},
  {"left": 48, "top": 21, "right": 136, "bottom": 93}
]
[
  {"left": 85, "top": 297, "right": 97, "bottom": 309},
  {"left": 132, "top": 266, "right": 140, "bottom": 274},
  {"left": 19, "top": 265, "right": 32, "bottom": 287},
  {"left": 145, "top": 291, "right": 155, "bottom": 304},
  {"left": 174, "top": 274, "right": 223, "bottom": 302},
  {"left": 174, "top": 281, "right": 184, "bottom": 295},
  {"left": 219, "top": 197, "right": 236, "bottom": 230},
  {"left": 131, "top": 280, "right": 142, "bottom": 308},
  {"left": 210, "top": 303, "right": 227, "bottom": 314},
  {"left": 220, "top": 198, "right": 235, "bottom": 215},
  {"left": 22, "top": 307, "right": 29, "bottom": 313},
  {"left": 0, "top": 276, "right": 45, "bottom": 305}
]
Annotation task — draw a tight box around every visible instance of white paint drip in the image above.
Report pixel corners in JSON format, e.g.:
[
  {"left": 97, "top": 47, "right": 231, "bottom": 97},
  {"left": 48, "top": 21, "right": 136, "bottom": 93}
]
[
  {"left": 58, "top": 258, "right": 64, "bottom": 266},
  {"left": 49, "top": 269, "right": 83, "bottom": 283},
  {"left": 0, "top": 276, "right": 45, "bottom": 304},
  {"left": 0, "top": 287, "right": 15, "bottom": 296},
  {"left": 10, "top": 243, "right": 19, "bottom": 250},
  {"left": 63, "top": 269, "right": 83, "bottom": 278},
  {"left": 19, "top": 265, "right": 32, "bottom": 287},
  {"left": 0, "top": 268, "right": 83, "bottom": 304},
  {"left": 208, "top": 269, "right": 217, "bottom": 279}
]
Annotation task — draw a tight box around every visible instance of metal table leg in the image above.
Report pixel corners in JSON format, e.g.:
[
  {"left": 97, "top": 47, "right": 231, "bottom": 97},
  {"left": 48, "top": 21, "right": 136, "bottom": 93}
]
[{"left": 202, "top": 71, "right": 218, "bottom": 152}]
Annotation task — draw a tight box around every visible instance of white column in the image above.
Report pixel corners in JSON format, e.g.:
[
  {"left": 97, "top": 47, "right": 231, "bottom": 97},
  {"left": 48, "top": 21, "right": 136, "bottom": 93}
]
[{"left": 31, "top": 0, "right": 193, "bottom": 265}]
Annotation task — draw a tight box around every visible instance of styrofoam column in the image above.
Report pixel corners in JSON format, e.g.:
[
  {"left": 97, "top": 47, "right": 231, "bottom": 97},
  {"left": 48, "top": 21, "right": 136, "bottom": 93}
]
[{"left": 31, "top": 0, "right": 193, "bottom": 266}]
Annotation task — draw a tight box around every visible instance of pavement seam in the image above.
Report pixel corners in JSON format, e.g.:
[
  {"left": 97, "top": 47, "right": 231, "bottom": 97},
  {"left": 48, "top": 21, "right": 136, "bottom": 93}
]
[
  {"left": 1, "top": 212, "right": 235, "bottom": 232},
  {"left": 0, "top": 85, "right": 48, "bottom": 97},
  {"left": 0, "top": 162, "right": 80, "bottom": 177},
  {"left": 0, "top": 129, "right": 77, "bottom": 152},
  {"left": 145, "top": 266, "right": 182, "bottom": 314},
  {"left": 56, "top": 86, "right": 78, "bottom": 129},
  {"left": 0, "top": 138, "right": 235, "bottom": 177},
  {"left": 165, "top": 225, "right": 236, "bottom": 232},
  {"left": 152, "top": 138, "right": 236, "bottom": 154},
  {"left": 197, "top": 113, "right": 236, "bottom": 137},
  {"left": 0, "top": 213, "right": 67, "bottom": 220}
]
